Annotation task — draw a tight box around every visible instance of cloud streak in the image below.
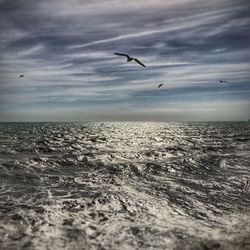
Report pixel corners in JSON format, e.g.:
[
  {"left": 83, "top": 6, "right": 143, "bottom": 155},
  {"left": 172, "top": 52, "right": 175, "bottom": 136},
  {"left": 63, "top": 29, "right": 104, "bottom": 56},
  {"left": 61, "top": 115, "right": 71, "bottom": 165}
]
[{"left": 0, "top": 0, "right": 250, "bottom": 121}]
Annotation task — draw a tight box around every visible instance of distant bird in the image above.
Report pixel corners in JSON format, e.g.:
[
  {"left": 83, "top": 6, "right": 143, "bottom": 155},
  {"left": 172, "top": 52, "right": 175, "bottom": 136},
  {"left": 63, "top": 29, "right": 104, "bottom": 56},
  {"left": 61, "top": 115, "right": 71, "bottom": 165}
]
[
  {"left": 219, "top": 80, "right": 230, "bottom": 84},
  {"left": 114, "top": 53, "right": 146, "bottom": 68},
  {"left": 157, "top": 83, "right": 164, "bottom": 88},
  {"left": 101, "top": 123, "right": 104, "bottom": 126},
  {"left": 19, "top": 74, "right": 24, "bottom": 78}
]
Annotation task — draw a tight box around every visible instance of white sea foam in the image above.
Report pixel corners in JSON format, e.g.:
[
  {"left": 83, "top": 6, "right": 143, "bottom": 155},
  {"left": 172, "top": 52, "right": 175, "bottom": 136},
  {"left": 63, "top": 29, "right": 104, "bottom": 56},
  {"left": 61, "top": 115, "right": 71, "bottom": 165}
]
[{"left": 0, "top": 122, "right": 249, "bottom": 249}]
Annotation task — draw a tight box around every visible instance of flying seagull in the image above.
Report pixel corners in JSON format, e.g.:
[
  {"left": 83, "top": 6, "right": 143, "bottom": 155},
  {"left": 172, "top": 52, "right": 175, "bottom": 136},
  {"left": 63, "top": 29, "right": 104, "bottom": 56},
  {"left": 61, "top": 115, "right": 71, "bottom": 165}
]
[
  {"left": 219, "top": 80, "right": 230, "bottom": 84},
  {"left": 157, "top": 83, "right": 164, "bottom": 88},
  {"left": 114, "top": 53, "right": 146, "bottom": 67},
  {"left": 19, "top": 74, "right": 24, "bottom": 78}
]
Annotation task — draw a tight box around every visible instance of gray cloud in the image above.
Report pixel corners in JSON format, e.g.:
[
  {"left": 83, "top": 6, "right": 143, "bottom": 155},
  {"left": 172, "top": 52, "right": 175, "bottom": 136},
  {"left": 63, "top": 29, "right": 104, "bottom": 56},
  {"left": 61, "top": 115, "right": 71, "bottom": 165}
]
[{"left": 0, "top": 0, "right": 250, "bottom": 121}]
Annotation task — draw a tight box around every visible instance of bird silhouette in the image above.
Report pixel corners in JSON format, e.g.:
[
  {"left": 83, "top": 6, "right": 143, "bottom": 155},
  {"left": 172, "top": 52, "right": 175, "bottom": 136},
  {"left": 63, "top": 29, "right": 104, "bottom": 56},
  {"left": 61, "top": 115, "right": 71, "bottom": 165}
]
[
  {"left": 114, "top": 53, "right": 146, "bottom": 67},
  {"left": 157, "top": 83, "right": 164, "bottom": 88},
  {"left": 219, "top": 80, "right": 230, "bottom": 84},
  {"left": 19, "top": 74, "right": 24, "bottom": 78}
]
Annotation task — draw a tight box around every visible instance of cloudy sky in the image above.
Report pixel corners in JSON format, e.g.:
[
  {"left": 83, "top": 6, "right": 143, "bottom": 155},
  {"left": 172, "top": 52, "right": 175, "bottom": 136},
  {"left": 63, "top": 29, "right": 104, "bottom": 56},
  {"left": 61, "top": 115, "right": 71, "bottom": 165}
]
[{"left": 0, "top": 0, "right": 249, "bottom": 121}]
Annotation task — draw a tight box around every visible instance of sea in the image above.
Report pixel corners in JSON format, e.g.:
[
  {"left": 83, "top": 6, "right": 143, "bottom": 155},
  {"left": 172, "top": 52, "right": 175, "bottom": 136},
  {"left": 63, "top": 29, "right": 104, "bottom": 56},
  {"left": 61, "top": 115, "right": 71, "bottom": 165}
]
[{"left": 0, "top": 122, "right": 249, "bottom": 250}]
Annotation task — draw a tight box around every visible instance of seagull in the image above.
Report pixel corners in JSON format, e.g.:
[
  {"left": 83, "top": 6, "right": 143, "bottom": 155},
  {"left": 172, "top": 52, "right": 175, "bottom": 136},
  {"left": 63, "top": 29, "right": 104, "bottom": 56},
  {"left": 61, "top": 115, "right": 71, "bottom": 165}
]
[
  {"left": 157, "top": 83, "right": 164, "bottom": 88},
  {"left": 114, "top": 53, "right": 146, "bottom": 67},
  {"left": 101, "top": 123, "right": 104, "bottom": 126},
  {"left": 19, "top": 74, "right": 24, "bottom": 78},
  {"left": 219, "top": 80, "right": 230, "bottom": 84}
]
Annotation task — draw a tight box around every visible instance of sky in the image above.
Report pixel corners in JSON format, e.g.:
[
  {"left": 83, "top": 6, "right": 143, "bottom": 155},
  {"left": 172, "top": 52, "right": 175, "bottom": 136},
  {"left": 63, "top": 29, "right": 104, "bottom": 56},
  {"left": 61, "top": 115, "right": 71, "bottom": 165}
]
[{"left": 0, "top": 0, "right": 250, "bottom": 122}]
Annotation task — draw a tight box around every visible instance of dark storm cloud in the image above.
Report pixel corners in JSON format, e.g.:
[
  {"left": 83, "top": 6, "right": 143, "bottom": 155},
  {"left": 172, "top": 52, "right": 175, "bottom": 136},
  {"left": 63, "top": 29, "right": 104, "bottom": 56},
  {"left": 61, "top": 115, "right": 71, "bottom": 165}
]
[{"left": 0, "top": 0, "right": 250, "bottom": 121}]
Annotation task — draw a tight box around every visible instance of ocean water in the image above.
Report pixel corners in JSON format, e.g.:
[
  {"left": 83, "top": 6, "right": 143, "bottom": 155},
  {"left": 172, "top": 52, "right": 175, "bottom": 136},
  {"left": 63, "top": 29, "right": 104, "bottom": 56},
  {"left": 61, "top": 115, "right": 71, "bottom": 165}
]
[{"left": 0, "top": 122, "right": 249, "bottom": 250}]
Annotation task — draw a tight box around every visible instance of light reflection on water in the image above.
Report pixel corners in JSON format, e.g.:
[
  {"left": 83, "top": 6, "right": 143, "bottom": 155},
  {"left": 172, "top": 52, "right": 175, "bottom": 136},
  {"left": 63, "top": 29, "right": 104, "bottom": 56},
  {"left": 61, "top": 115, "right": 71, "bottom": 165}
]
[{"left": 0, "top": 122, "right": 250, "bottom": 249}]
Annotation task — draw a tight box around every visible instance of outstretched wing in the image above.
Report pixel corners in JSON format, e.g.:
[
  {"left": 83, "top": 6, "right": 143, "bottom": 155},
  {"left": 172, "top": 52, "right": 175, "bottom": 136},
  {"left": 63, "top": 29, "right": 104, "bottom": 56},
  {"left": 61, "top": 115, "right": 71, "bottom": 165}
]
[
  {"left": 219, "top": 80, "right": 230, "bottom": 84},
  {"left": 114, "top": 52, "right": 130, "bottom": 59},
  {"left": 134, "top": 58, "right": 146, "bottom": 67}
]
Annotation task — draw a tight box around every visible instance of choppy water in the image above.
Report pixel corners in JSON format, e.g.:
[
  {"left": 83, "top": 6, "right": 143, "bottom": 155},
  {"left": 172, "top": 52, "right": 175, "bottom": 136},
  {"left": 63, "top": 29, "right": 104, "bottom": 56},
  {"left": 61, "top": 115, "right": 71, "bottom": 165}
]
[{"left": 0, "top": 122, "right": 250, "bottom": 250}]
